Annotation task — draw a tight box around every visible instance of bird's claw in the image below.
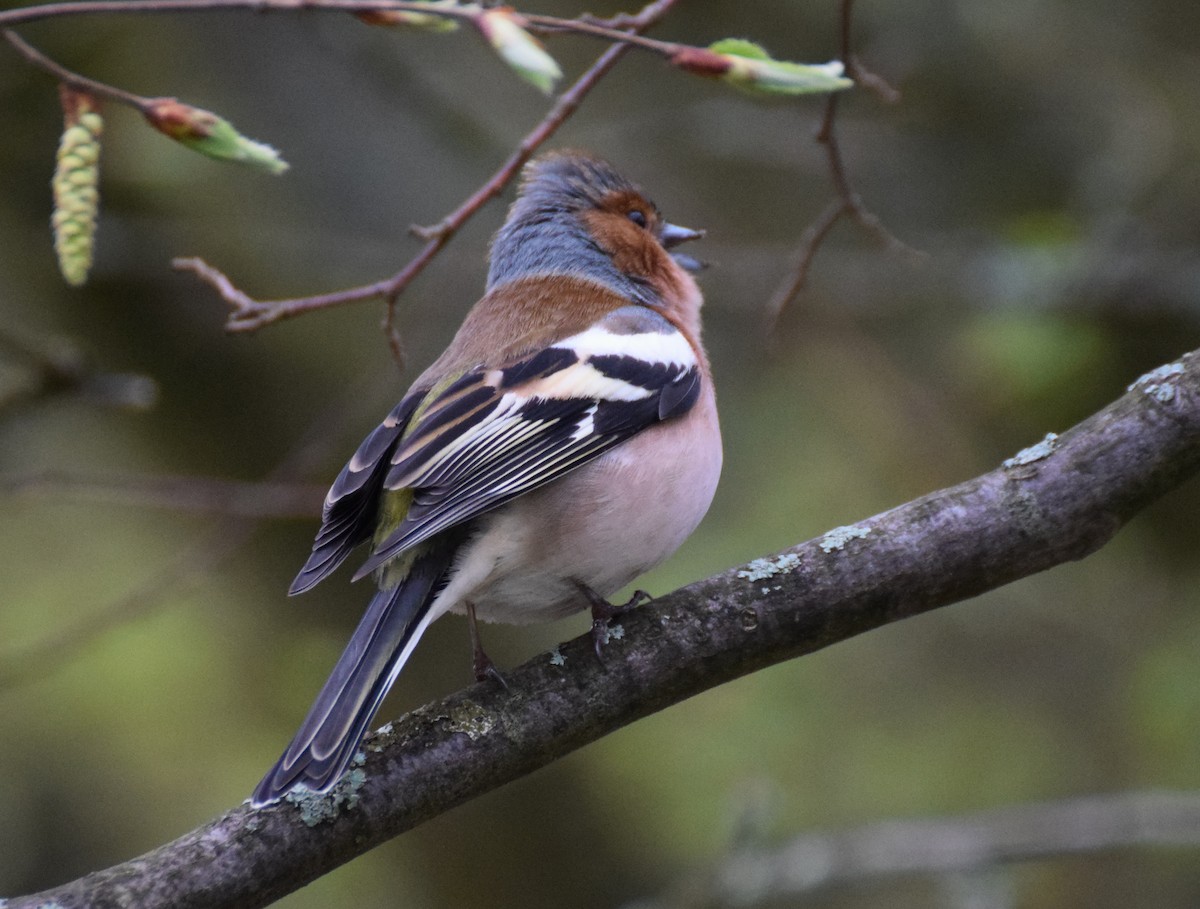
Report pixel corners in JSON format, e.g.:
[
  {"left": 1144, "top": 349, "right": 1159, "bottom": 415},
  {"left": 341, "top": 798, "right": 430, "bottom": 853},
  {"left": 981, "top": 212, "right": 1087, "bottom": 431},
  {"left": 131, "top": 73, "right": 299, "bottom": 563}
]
[
  {"left": 467, "top": 600, "right": 508, "bottom": 689},
  {"left": 473, "top": 651, "right": 509, "bottom": 690},
  {"left": 577, "top": 584, "right": 652, "bottom": 661}
]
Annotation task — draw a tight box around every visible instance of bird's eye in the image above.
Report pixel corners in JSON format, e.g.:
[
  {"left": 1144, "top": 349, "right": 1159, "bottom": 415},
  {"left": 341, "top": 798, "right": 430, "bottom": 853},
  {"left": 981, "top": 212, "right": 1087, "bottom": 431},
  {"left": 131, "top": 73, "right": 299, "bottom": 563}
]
[{"left": 626, "top": 209, "right": 647, "bottom": 228}]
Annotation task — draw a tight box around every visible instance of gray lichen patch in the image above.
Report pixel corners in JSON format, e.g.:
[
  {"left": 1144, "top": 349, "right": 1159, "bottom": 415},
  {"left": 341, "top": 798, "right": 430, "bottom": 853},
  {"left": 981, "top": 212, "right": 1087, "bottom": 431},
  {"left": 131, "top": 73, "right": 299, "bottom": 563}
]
[
  {"left": 819, "top": 524, "right": 871, "bottom": 553},
  {"left": 1003, "top": 432, "right": 1059, "bottom": 468},
  {"left": 1128, "top": 360, "right": 1184, "bottom": 395},
  {"left": 737, "top": 552, "right": 801, "bottom": 582},
  {"left": 284, "top": 765, "right": 367, "bottom": 827},
  {"left": 447, "top": 700, "right": 495, "bottom": 740}
]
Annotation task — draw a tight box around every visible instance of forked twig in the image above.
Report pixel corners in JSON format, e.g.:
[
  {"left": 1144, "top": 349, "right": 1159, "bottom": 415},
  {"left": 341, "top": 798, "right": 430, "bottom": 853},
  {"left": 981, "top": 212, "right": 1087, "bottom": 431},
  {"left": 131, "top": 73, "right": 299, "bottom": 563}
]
[
  {"left": 765, "top": 0, "right": 923, "bottom": 331},
  {"left": 173, "top": 0, "right": 681, "bottom": 341}
]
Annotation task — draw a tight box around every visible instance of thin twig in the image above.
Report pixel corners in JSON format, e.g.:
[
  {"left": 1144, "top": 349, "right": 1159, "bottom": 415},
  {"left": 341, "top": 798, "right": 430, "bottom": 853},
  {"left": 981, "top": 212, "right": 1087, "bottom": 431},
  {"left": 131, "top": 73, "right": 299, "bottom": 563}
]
[
  {"left": 0, "top": 0, "right": 682, "bottom": 50},
  {"left": 0, "top": 0, "right": 482, "bottom": 29},
  {"left": 3, "top": 29, "right": 152, "bottom": 109},
  {"left": 762, "top": 197, "right": 846, "bottom": 330},
  {"left": 765, "top": 0, "right": 921, "bottom": 332},
  {"left": 520, "top": 12, "right": 683, "bottom": 56},
  {"left": 172, "top": 256, "right": 400, "bottom": 328}
]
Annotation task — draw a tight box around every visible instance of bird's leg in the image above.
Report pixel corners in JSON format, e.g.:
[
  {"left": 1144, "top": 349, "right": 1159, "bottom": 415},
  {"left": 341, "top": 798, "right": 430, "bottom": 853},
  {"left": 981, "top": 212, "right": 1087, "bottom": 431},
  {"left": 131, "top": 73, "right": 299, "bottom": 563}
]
[
  {"left": 573, "top": 581, "right": 652, "bottom": 660},
  {"left": 466, "top": 601, "right": 508, "bottom": 689}
]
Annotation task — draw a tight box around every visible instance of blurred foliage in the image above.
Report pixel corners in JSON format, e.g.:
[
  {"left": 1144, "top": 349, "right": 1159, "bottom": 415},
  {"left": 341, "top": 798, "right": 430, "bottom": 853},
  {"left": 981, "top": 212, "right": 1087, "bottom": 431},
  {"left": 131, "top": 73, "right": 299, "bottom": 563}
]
[{"left": 1, "top": 1, "right": 1199, "bottom": 907}]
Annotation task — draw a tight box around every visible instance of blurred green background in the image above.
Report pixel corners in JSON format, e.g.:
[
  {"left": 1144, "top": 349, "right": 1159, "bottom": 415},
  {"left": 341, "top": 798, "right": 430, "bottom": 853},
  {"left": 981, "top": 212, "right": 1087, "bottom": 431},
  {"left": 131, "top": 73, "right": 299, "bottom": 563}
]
[{"left": 2, "top": 0, "right": 1199, "bottom": 906}]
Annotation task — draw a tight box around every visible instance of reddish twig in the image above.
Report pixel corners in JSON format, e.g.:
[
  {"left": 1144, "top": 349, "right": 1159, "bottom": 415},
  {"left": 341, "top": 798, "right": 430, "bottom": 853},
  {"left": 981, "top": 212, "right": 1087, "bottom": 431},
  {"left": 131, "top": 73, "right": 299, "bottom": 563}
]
[
  {"left": 0, "top": 0, "right": 684, "bottom": 60},
  {"left": 0, "top": 0, "right": 481, "bottom": 29},
  {"left": 765, "top": 0, "right": 921, "bottom": 331},
  {"left": 519, "top": 12, "right": 684, "bottom": 56},
  {"left": 763, "top": 197, "right": 847, "bottom": 331},
  {"left": 175, "top": 0, "right": 681, "bottom": 338},
  {"left": 171, "top": 256, "right": 402, "bottom": 329},
  {"left": 3, "top": 29, "right": 153, "bottom": 110}
]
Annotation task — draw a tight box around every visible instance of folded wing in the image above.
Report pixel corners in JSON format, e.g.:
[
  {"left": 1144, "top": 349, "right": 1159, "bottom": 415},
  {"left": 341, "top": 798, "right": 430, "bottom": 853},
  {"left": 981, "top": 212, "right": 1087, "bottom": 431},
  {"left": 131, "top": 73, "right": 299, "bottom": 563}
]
[{"left": 355, "top": 305, "right": 702, "bottom": 579}]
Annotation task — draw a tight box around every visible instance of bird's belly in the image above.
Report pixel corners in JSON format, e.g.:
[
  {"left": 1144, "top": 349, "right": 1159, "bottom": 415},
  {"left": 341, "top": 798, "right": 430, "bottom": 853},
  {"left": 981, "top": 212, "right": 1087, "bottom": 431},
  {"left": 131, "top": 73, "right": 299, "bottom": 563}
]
[{"left": 443, "top": 391, "right": 721, "bottom": 625}]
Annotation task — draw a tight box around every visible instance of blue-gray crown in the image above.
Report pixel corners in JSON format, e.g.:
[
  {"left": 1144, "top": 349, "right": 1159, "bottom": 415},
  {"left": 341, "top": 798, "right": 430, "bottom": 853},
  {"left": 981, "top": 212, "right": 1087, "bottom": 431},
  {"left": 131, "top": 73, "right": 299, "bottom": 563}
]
[{"left": 486, "top": 152, "right": 659, "bottom": 306}]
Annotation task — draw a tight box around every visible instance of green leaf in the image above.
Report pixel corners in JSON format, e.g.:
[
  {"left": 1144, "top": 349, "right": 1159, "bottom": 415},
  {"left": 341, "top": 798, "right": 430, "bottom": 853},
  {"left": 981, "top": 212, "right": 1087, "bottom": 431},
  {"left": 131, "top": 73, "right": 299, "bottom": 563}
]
[
  {"left": 708, "top": 38, "right": 772, "bottom": 60},
  {"left": 710, "top": 39, "right": 853, "bottom": 95},
  {"left": 143, "top": 99, "right": 289, "bottom": 175}
]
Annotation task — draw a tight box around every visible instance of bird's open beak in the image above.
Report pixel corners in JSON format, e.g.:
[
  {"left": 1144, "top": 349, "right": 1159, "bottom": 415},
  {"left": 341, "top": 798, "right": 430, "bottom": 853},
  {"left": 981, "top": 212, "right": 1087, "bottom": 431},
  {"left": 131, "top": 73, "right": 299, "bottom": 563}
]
[
  {"left": 660, "top": 221, "right": 707, "bottom": 272},
  {"left": 660, "top": 222, "right": 704, "bottom": 248}
]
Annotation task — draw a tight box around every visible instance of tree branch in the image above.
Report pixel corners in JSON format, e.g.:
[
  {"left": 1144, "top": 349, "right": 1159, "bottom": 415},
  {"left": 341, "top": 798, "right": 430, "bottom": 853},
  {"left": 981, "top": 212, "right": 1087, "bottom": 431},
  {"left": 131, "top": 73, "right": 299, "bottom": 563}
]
[
  {"left": 8, "top": 346, "right": 1200, "bottom": 908},
  {"left": 627, "top": 789, "right": 1200, "bottom": 908}
]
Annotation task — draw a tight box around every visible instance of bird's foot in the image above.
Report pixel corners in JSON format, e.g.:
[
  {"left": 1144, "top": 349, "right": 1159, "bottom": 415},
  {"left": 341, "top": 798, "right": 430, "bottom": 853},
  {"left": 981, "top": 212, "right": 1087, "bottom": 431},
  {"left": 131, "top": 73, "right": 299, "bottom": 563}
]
[
  {"left": 472, "top": 648, "right": 509, "bottom": 689},
  {"left": 467, "top": 601, "right": 508, "bottom": 690},
  {"left": 574, "top": 582, "right": 652, "bottom": 660}
]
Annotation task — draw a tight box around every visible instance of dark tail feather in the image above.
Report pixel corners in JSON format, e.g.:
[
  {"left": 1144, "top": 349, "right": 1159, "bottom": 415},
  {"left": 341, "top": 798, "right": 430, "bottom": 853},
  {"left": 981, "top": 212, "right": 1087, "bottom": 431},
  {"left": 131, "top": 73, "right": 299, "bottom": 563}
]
[{"left": 251, "top": 545, "right": 452, "bottom": 806}]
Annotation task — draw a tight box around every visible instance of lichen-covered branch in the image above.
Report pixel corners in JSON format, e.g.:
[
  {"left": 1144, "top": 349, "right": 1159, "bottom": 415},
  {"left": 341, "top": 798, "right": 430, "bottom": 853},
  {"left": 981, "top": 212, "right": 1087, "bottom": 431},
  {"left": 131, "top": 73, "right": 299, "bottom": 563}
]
[{"left": 11, "top": 350, "right": 1200, "bottom": 909}]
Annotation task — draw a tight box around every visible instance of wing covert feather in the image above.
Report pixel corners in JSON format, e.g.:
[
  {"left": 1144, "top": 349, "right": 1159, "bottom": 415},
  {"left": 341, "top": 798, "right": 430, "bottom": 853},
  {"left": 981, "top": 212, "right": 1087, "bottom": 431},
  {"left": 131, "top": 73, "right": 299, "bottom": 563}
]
[{"left": 353, "top": 306, "right": 702, "bottom": 579}]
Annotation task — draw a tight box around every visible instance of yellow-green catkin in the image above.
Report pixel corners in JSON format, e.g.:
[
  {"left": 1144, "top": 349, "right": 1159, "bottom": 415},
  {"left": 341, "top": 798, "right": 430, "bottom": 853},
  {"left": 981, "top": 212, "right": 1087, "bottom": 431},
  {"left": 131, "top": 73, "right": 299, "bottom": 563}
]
[{"left": 52, "top": 93, "right": 103, "bottom": 287}]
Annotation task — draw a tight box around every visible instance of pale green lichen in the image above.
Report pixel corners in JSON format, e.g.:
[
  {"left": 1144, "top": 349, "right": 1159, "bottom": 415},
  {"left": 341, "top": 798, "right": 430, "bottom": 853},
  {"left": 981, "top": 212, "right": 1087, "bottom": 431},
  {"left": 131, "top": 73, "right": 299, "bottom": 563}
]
[
  {"left": 608, "top": 623, "right": 625, "bottom": 641},
  {"left": 1003, "top": 432, "right": 1059, "bottom": 469},
  {"left": 737, "top": 552, "right": 801, "bottom": 582},
  {"left": 365, "top": 721, "right": 395, "bottom": 751},
  {"left": 1128, "top": 361, "right": 1184, "bottom": 392},
  {"left": 284, "top": 754, "right": 367, "bottom": 826},
  {"left": 447, "top": 700, "right": 495, "bottom": 740},
  {"left": 820, "top": 524, "right": 871, "bottom": 553},
  {"left": 1128, "top": 361, "right": 1186, "bottom": 404},
  {"left": 549, "top": 647, "right": 566, "bottom": 666}
]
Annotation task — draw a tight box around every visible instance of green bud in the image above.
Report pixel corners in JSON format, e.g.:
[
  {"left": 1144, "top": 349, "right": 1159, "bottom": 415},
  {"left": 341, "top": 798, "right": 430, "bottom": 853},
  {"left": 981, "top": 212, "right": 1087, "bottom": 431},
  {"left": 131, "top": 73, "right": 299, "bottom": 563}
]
[
  {"left": 476, "top": 9, "right": 561, "bottom": 95},
  {"left": 143, "top": 98, "right": 289, "bottom": 175},
  {"left": 710, "top": 40, "right": 853, "bottom": 95}
]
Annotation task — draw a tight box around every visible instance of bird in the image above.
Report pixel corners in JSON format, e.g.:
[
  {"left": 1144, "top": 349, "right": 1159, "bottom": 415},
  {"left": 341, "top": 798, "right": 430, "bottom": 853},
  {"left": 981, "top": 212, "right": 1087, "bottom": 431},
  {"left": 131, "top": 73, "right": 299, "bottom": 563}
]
[{"left": 251, "top": 150, "right": 722, "bottom": 806}]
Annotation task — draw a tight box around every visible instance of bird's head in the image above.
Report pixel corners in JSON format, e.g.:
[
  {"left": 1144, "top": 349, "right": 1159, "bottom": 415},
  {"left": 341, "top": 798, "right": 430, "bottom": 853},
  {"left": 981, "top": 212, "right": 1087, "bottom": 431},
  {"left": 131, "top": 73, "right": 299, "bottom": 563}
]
[{"left": 487, "top": 151, "right": 706, "bottom": 318}]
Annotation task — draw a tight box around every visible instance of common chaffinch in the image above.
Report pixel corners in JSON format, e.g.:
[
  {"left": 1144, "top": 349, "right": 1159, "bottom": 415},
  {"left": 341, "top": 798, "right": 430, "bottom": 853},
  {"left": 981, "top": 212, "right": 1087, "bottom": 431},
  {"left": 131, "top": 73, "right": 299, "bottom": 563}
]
[{"left": 252, "top": 150, "right": 722, "bottom": 806}]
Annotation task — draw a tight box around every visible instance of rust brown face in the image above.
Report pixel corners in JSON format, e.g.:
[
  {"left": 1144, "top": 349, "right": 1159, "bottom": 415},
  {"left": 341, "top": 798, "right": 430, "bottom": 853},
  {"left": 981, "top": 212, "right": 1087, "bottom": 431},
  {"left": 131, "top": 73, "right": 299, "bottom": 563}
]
[{"left": 581, "top": 188, "right": 700, "bottom": 290}]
